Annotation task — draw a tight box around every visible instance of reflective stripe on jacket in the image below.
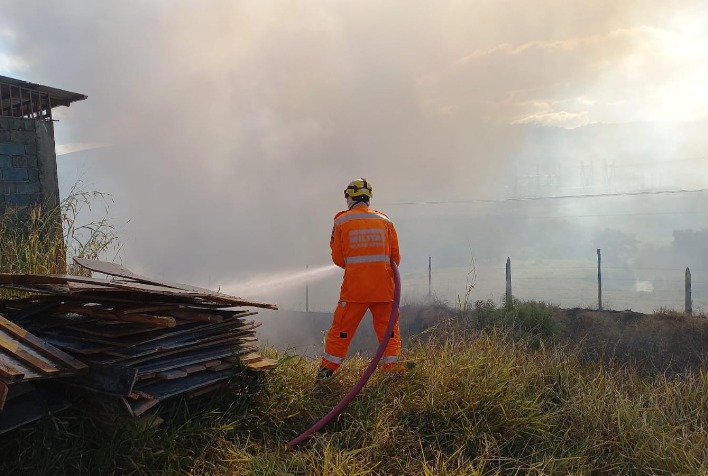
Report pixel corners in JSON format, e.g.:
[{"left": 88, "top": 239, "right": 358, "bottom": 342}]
[{"left": 330, "top": 204, "right": 401, "bottom": 302}]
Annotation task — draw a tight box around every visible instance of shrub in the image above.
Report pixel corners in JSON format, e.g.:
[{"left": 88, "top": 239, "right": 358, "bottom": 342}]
[{"left": 472, "top": 298, "right": 560, "bottom": 343}]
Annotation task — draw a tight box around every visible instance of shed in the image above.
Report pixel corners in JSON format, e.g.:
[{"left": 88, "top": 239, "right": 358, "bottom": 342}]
[{"left": 0, "top": 75, "right": 87, "bottom": 216}]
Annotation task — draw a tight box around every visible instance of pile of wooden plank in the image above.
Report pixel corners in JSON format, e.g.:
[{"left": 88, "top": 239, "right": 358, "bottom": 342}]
[{"left": 0, "top": 258, "right": 277, "bottom": 432}]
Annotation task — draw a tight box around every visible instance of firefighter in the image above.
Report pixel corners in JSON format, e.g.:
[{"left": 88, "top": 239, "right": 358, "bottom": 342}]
[{"left": 317, "top": 178, "right": 402, "bottom": 380}]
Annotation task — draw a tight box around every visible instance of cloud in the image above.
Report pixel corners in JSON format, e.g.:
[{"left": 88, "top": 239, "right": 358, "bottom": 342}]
[
  {"left": 512, "top": 109, "right": 591, "bottom": 129},
  {"left": 418, "top": 23, "right": 708, "bottom": 124}
]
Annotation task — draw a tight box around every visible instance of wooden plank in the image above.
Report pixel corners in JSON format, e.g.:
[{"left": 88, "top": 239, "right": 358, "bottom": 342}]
[
  {"left": 203, "top": 360, "right": 222, "bottom": 368},
  {"left": 224, "top": 352, "right": 263, "bottom": 365},
  {"left": 133, "top": 390, "right": 157, "bottom": 400},
  {"left": 182, "top": 364, "right": 206, "bottom": 374},
  {"left": 0, "top": 335, "right": 59, "bottom": 375},
  {"left": 119, "top": 305, "right": 185, "bottom": 314},
  {"left": 0, "top": 314, "right": 88, "bottom": 372},
  {"left": 58, "top": 305, "right": 176, "bottom": 328},
  {"left": 156, "top": 369, "right": 188, "bottom": 380},
  {"left": 0, "top": 359, "right": 25, "bottom": 382},
  {"left": 164, "top": 310, "right": 223, "bottom": 323},
  {"left": 136, "top": 373, "right": 156, "bottom": 382},
  {"left": 246, "top": 358, "right": 277, "bottom": 371},
  {"left": 207, "top": 362, "right": 234, "bottom": 372}
]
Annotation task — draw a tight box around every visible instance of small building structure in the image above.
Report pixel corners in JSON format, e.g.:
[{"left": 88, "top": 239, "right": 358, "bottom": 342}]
[{"left": 0, "top": 75, "right": 86, "bottom": 216}]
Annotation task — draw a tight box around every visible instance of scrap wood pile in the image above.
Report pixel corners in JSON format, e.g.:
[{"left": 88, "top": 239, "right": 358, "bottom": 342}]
[{"left": 0, "top": 258, "right": 277, "bottom": 434}]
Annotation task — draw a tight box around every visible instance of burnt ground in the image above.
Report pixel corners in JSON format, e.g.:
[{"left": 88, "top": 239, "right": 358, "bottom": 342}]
[{"left": 558, "top": 308, "right": 708, "bottom": 374}]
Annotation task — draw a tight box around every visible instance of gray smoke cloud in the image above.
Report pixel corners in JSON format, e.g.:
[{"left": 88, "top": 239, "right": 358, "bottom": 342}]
[{"left": 2, "top": 1, "right": 707, "bottom": 314}]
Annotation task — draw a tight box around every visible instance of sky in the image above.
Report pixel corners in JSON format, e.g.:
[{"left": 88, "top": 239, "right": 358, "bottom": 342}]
[{"left": 2, "top": 1, "right": 708, "bottom": 315}]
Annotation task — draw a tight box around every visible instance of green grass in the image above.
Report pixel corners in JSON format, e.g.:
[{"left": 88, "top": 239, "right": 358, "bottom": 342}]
[
  {"left": 0, "top": 186, "right": 119, "bottom": 279},
  {"left": 1, "top": 323, "right": 705, "bottom": 475}
]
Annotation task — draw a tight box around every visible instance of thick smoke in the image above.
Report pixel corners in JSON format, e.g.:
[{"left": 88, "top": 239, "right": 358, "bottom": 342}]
[{"left": 1, "top": 1, "right": 707, "bottom": 314}]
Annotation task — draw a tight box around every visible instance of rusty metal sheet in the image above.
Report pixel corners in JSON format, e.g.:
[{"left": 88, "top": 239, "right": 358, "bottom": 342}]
[
  {"left": 73, "top": 258, "right": 278, "bottom": 309},
  {"left": 0, "top": 271, "right": 277, "bottom": 310},
  {"left": 73, "top": 258, "right": 217, "bottom": 294}
]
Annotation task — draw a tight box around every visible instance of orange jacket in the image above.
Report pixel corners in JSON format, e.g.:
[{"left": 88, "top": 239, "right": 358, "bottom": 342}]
[{"left": 330, "top": 203, "right": 401, "bottom": 302}]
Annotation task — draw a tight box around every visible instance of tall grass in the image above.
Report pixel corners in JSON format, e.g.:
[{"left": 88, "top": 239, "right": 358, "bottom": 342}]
[
  {"left": 473, "top": 298, "right": 561, "bottom": 345},
  {"left": 1, "top": 320, "right": 705, "bottom": 475},
  {"left": 0, "top": 185, "right": 119, "bottom": 278}
]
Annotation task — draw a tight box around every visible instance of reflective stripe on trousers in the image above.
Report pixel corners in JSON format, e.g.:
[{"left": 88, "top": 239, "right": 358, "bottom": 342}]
[{"left": 320, "top": 300, "right": 401, "bottom": 371}]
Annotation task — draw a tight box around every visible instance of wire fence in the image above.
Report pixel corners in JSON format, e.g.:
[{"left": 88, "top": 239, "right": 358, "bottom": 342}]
[{"left": 402, "top": 257, "right": 708, "bottom": 316}]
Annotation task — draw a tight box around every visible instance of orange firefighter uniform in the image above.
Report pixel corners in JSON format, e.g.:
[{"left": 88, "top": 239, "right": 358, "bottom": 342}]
[{"left": 320, "top": 202, "right": 402, "bottom": 372}]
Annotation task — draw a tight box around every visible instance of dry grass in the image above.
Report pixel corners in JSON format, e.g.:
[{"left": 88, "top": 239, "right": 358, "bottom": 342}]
[{"left": 1, "top": 320, "right": 705, "bottom": 475}]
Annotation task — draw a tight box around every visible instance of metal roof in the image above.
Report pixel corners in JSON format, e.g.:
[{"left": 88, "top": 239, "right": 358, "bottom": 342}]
[{"left": 0, "top": 74, "right": 87, "bottom": 119}]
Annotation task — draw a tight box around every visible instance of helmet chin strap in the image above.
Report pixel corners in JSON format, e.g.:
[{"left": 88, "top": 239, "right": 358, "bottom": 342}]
[{"left": 348, "top": 198, "right": 367, "bottom": 209}]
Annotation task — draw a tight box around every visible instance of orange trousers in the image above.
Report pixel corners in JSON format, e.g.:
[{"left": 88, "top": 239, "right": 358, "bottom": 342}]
[{"left": 321, "top": 300, "right": 401, "bottom": 371}]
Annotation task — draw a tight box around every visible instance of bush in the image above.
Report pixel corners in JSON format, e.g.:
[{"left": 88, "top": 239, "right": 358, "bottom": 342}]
[{"left": 472, "top": 298, "right": 560, "bottom": 343}]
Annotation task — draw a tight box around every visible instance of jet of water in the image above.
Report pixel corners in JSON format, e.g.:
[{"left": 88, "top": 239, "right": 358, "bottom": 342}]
[{"left": 220, "top": 264, "right": 339, "bottom": 298}]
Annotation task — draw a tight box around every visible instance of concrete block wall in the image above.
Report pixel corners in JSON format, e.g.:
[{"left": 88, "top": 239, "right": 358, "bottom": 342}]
[{"left": 0, "top": 117, "right": 59, "bottom": 217}]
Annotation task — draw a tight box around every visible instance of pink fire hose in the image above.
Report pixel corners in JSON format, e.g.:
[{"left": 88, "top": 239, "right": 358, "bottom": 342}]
[{"left": 286, "top": 261, "right": 401, "bottom": 449}]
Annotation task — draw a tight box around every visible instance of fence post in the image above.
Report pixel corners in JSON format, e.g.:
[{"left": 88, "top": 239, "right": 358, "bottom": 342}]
[
  {"left": 505, "top": 257, "right": 512, "bottom": 307},
  {"left": 597, "top": 249, "right": 602, "bottom": 311},
  {"left": 428, "top": 256, "right": 432, "bottom": 303},
  {"left": 685, "top": 267, "right": 692, "bottom": 315}
]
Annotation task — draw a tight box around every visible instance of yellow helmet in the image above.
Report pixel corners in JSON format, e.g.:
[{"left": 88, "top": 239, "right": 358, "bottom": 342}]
[{"left": 344, "top": 178, "right": 373, "bottom": 199}]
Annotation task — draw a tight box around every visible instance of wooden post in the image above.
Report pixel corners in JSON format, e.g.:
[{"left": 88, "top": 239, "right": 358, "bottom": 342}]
[
  {"left": 685, "top": 267, "right": 692, "bottom": 315},
  {"left": 597, "top": 249, "right": 602, "bottom": 311},
  {"left": 505, "top": 257, "right": 512, "bottom": 307},
  {"left": 428, "top": 256, "right": 432, "bottom": 302},
  {"left": 305, "top": 265, "right": 309, "bottom": 313}
]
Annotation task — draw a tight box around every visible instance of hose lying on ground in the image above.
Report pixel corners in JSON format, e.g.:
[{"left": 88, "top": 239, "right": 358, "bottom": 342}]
[{"left": 286, "top": 261, "right": 402, "bottom": 449}]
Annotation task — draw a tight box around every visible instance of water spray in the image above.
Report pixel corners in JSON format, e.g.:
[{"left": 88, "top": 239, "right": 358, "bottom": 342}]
[
  {"left": 286, "top": 261, "right": 401, "bottom": 449},
  {"left": 220, "top": 264, "right": 339, "bottom": 298}
]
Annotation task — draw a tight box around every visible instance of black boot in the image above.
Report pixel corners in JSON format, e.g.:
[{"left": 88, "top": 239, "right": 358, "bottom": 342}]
[{"left": 315, "top": 367, "right": 334, "bottom": 381}]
